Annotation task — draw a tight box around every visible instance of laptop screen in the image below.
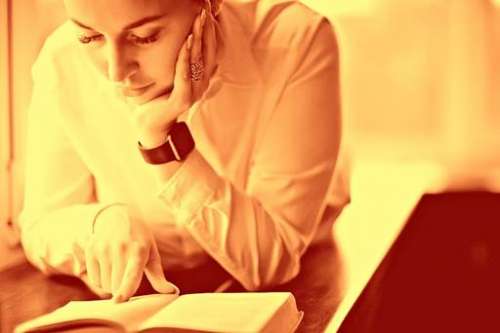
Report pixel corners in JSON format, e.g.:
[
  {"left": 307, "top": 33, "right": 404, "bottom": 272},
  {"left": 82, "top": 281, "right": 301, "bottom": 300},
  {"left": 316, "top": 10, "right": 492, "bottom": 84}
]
[{"left": 338, "top": 191, "right": 500, "bottom": 333}]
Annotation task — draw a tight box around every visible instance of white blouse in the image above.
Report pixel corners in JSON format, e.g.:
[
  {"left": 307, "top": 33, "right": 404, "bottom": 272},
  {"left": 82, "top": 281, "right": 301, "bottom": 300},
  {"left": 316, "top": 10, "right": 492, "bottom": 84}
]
[{"left": 19, "top": 0, "right": 349, "bottom": 290}]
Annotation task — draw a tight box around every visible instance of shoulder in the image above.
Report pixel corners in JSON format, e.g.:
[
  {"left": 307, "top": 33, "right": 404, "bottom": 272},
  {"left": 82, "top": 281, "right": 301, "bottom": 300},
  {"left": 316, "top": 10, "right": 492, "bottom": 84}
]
[
  {"left": 220, "top": 0, "right": 338, "bottom": 82},
  {"left": 31, "top": 21, "right": 85, "bottom": 87},
  {"left": 218, "top": 0, "right": 338, "bottom": 90},
  {"left": 224, "top": 0, "right": 336, "bottom": 49}
]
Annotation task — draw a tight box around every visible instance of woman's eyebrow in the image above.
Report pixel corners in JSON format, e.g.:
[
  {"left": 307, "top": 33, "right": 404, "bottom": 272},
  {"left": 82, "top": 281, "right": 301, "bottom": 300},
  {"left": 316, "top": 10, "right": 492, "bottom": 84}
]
[{"left": 70, "top": 14, "right": 168, "bottom": 31}]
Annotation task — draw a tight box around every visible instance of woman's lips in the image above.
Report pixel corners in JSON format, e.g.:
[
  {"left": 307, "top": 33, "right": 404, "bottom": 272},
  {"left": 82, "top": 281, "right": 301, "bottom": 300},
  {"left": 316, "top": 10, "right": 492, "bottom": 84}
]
[
  {"left": 152, "top": 85, "right": 174, "bottom": 100},
  {"left": 121, "top": 83, "right": 154, "bottom": 97}
]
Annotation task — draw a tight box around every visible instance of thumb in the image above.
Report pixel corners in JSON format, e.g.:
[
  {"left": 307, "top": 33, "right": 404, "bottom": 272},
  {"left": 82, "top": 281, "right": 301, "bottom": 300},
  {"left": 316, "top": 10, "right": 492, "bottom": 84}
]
[{"left": 144, "top": 243, "right": 179, "bottom": 295}]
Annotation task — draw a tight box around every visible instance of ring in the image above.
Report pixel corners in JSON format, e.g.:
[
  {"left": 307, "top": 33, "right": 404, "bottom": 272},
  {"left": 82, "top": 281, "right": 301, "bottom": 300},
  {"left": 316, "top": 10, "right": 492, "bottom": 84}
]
[{"left": 190, "top": 61, "right": 204, "bottom": 81}]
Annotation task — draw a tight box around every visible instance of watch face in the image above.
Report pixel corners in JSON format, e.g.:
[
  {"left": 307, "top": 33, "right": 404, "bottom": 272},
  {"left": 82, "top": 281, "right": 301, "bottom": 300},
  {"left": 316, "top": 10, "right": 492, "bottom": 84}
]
[{"left": 170, "top": 122, "right": 195, "bottom": 160}]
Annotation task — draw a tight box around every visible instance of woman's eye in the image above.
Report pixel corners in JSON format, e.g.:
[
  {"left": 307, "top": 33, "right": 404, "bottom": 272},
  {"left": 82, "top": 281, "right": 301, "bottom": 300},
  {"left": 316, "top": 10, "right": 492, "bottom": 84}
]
[
  {"left": 78, "top": 34, "right": 103, "bottom": 44},
  {"left": 129, "top": 33, "right": 159, "bottom": 45},
  {"left": 76, "top": 32, "right": 160, "bottom": 45}
]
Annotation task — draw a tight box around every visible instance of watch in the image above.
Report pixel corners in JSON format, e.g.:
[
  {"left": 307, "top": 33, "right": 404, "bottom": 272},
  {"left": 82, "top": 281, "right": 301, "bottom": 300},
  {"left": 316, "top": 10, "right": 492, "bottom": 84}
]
[{"left": 138, "top": 121, "right": 195, "bottom": 164}]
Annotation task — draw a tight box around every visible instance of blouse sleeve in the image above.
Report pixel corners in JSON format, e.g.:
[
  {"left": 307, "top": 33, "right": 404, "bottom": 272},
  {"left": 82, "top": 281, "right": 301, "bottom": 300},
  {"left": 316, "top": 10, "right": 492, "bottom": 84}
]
[
  {"left": 19, "top": 44, "right": 118, "bottom": 278},
  {"left": 157, "top": 17, "right": 341, "bottom": 290}
]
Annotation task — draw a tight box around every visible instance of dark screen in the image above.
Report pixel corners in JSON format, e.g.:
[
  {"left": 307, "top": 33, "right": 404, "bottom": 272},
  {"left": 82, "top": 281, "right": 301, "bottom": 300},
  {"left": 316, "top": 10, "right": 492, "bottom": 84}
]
[{"left": 339, "top": 191, "right": 500, "bottom": 333}]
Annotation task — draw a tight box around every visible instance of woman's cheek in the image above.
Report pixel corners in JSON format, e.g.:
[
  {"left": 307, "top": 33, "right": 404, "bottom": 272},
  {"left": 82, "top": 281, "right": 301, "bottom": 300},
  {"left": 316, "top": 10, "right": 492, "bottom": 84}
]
[{"left": 143, "top": 43, "right": 179, "bottom": 85}]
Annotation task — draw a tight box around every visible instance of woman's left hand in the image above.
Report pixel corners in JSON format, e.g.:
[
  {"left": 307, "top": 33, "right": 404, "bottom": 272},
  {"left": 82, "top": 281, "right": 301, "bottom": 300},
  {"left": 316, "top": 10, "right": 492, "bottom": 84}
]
[{"left": 133, "top": 6, "right": 218, "bottom": 148}]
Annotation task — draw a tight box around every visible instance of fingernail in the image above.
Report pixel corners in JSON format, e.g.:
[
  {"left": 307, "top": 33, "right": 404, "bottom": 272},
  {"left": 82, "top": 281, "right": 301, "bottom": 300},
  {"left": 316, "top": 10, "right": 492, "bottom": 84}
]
[
  {"left": 187, "top": 34, "right": 193, "bottom": 50},
  {"left": 166, "top": 282, "right": 179, "bottom": 294},
  {"left": 206, "top": 0, "right": 212, "bottom": 14}
]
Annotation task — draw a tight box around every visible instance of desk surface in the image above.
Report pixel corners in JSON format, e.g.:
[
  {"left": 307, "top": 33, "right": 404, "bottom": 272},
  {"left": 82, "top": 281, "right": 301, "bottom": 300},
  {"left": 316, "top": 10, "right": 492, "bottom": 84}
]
[{"left": 0, "top": 239, "right": 344, "bottom": 333}]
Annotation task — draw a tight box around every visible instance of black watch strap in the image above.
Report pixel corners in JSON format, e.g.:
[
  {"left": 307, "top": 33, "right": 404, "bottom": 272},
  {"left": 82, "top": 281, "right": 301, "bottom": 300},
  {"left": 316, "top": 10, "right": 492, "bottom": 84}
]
[{"left": 138, "top": 122, "right": 195, "bottom": 165}]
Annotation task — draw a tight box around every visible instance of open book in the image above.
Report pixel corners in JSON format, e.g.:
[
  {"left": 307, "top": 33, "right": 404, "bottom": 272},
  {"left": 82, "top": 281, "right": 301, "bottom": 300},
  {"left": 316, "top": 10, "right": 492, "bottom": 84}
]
[{"left": 15, "top": 292, "right": 303, "bottom": 333}]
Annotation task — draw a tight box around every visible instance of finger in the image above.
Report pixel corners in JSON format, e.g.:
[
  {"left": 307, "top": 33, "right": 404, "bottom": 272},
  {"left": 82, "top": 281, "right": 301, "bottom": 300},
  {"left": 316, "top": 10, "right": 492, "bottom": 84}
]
[
  {"left": 111, "top": 246, "right": 126, "bottom": 296},
  {"left": 85, "top": 244, "right": 102, "bottom": 292},
  {"left": 190, "top": 9, "right": 206, "bottom": 100},
  {"left": 144, "top": 241, "right": 178, "bottom": 295},
  {"left": 202, "top": 12, "right": 218, "bottom": 79},
  {"left": 99, "top": 255, "right": 112, "bottom": 294},
  {"left": 169, "top": 33, "right": 192, "bottom": 109},
  {"left": 81, "top": 273, "right": 111, "bottom": 299},
  {"left": 196, "top": 10, "right": 217, "bottom": 101},
  {"left": 191, "top": 8, "right": 205, "bottom": 61},
  {"left": 206, "top": 0, "right": 213, "bottom": 15},
  {"left": 113, "top": 244, "right": 148, "bottom": 303}
]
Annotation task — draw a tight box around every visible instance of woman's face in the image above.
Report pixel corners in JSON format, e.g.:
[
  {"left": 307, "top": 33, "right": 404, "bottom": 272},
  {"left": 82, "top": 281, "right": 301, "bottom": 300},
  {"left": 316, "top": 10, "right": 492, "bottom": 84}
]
[{"left": 64, "top": 0, "right": 200, "bottom": 104}]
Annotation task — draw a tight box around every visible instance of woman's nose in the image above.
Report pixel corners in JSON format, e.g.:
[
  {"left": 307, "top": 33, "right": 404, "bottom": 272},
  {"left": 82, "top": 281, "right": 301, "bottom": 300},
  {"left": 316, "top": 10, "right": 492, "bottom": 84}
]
[{"left": 106, "top": 42, "right": 137, "bottom": 83}]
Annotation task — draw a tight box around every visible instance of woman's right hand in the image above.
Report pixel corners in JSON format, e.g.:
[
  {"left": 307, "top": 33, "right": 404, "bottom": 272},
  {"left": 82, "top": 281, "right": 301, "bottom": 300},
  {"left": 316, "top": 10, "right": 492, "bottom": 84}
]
[
  {"left": 132, "top": 4, "right": 218, "bottom": 149},
  {"left": 84, "top": 205, "right": 177, "bottom": 302}
]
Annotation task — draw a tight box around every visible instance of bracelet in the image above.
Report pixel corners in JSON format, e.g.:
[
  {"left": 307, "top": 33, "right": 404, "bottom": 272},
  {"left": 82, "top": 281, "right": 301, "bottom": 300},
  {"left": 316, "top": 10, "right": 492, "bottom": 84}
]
[{"left": 91, "top": 203, "right": 127, "bottom": 234}]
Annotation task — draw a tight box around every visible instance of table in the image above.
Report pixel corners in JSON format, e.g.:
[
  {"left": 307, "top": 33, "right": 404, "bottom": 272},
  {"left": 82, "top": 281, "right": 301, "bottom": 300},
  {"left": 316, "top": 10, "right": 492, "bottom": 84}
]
[{"left": 0, "top": 238, "right": 345, "bottom": 333}]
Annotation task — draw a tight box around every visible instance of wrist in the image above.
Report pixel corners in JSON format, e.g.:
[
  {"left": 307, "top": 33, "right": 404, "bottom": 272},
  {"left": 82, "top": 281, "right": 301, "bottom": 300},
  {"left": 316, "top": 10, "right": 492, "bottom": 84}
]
[
  {"left": 138, "top": 133, "right": 166, "bottom": 149},
  {"left": 91, "top": 203, "right": 128, "bottom": 234},
  {"left": 139, "top": 122, "right": 195, "bottom": 165},
  {"left": 137, "top": 123, "right": 175, "bottom": 149}
]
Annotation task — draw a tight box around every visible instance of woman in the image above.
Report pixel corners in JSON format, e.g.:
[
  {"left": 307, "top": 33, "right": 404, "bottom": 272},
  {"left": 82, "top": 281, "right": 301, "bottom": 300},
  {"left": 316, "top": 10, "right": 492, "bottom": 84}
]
[{"left": 19, "top": 0, "right": 344, "bottom": 303}]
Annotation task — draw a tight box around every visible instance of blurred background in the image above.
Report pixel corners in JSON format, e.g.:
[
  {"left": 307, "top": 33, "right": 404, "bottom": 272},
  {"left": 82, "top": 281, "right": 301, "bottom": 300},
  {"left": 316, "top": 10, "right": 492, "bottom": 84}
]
[{"left": 0, "top": 0, "right": 499, "bottom": 266}]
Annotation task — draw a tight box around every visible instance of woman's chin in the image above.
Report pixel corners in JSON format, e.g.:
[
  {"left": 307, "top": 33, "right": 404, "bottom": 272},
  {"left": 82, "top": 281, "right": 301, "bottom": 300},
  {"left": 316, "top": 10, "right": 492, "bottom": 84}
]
[
  {"left": 124, "top": 95, "right": 152, "bottom": 106},
  {"left": 151, "top": 85, "right": 174, "bottom": 100}
]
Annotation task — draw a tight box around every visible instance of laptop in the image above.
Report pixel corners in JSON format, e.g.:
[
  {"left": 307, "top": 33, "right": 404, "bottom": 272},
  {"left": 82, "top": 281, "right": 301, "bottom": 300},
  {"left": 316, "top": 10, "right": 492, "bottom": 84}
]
[{"left": 331, "top": 191, "right": 500, "bottom": 333}]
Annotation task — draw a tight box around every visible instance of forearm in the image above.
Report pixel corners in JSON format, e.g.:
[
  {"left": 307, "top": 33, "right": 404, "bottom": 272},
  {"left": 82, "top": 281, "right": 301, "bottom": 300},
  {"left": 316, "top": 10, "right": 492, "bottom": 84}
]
[{"left": 156, "top": 150, "right": 335, "bottom": 290}]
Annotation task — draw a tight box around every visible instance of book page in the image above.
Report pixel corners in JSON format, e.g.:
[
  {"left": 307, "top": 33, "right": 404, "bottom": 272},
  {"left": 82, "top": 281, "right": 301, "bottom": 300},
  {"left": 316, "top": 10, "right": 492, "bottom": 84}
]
[
  {"left": 139, "top": 292, "right": 300, "bottom": 333},
  {"left": 15, "top": 294, "right": 178, "bottom": 333}
]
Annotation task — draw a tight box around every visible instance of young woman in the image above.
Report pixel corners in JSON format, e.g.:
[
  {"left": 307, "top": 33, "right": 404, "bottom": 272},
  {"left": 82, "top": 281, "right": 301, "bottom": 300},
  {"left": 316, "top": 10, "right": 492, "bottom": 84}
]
[{"left": 19, "top": 0, "right": 345, "bottom": 302}]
